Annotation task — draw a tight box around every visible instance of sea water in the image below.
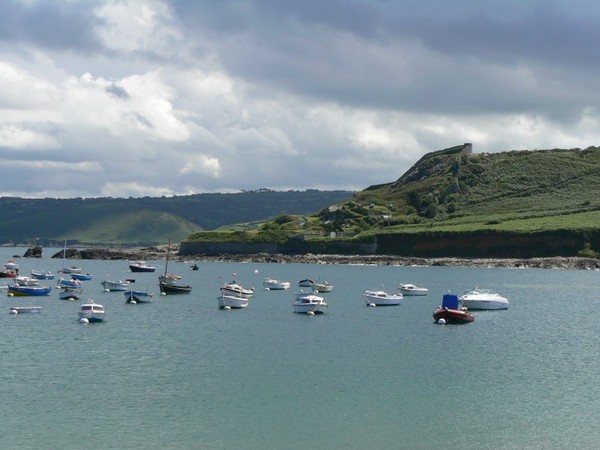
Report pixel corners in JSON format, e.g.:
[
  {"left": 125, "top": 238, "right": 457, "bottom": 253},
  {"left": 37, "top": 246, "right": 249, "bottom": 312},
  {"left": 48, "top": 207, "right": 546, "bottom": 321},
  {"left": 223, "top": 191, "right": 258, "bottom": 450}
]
[{"left": 1, "top": 247, "right": 600, "bottom": 449}]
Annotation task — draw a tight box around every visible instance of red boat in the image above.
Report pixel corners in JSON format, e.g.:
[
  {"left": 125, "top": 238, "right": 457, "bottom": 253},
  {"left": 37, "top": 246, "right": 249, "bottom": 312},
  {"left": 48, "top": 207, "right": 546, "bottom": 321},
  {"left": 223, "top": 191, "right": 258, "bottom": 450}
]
[
  {"left": 433, "top": 293, "right": 474, "bottom": 324},
  {"left": 0, "top": 268, "right": 17, "bottom": 278}
]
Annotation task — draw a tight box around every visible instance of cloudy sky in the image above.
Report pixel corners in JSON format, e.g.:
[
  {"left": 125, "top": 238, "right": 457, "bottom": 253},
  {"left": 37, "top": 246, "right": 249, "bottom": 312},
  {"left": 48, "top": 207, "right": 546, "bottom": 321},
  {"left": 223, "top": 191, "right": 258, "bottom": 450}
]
[{"left": 1, "top": 0, "right": 600, "bottom": 198}]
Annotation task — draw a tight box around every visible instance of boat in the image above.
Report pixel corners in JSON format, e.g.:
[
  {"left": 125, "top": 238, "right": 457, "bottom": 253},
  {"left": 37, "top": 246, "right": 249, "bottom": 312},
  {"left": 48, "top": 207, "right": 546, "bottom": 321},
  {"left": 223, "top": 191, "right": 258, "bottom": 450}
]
[
  {"left": 59, "top": 287, "right": 83, "bottom": 301},
  {"left": 101, "top": 279, "right": 131, "bottom": 292},
  {"left": 4, "top": 260, "right": 19, "bottom": 270},
  {"left": 297, "top": 278, "right": 333, "bottom": 292},
  {"left": 262, "top": 278, "right": 291, "bottom": 290},
  {"left": 57, "top": 277, "right": 82, "bottom": 288},
  {"left": 124, "top": 290, "right": 154, "bottom": 303},
  {"left": 15, "top": 276, "right": 40, "bottom": 286},
  {"left": 59, "top": 240, "right": 82, "bottom": 274},
  {"left": 221, "top": 281, "right": 255, "bottom": 298},
  {"left": 0, "top": 268, "right": 17, "bottom": 278},
  {"left": 433, "top": 293, "right": 475, "bottom": 324},
  {"left": 128, "top": 261, "right": 156, "bottom": 273},
  {"left": 190, "top": 263, "right": 199, "bottom": 271},
  {"left": 399, "top": 283, "right": 429, "bottom": 296},
  {"left": 31, "top": 269, "right": 54, "bottom": 280},
  {"left": 78, "top": 299, "right": 105, "bottom": 322},
  {"left": 61, "top": 266, "right": 82, "bottom": 274},
  {"left": 9, "top": 306, "right": 42, "bottom": 314},
  {"left": 298, "top": 278, "right": 315, "bottom": 287},
  {"left": 293, "top": 292, "right": 328, "bottom": 314},
  {"left": 159, "top": 239, "right": 192, "bottom": 295},
  {"left": 71, "top": 273, "right": 93, "bottom": 281},
  {"left": 8, "top": 284, "right": 52, "bottom": 296},
  {"left": 364, "top": 289, "right": 403, "bottom": 306},
  {"left": 460, "top": 288, "right": 509, "bottom": 310},
  {"left": 217, "top": 289, "right": 249, "bottom": 309}
]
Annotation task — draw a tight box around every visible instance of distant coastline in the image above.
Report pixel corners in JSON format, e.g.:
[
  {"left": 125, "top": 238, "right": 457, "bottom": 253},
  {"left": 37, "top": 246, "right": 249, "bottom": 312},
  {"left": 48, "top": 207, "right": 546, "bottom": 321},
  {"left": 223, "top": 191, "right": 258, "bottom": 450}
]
[{"left": 27, "top": 246, "right": 600, "bottom": 270}]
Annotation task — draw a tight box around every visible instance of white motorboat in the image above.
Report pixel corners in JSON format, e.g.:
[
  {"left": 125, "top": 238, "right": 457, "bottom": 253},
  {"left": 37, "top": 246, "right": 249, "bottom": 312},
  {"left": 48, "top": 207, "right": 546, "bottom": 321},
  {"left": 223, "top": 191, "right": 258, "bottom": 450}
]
[
  {"left": 78, "top": 300, "right": 105, "bottom": 322},
  {"left": 221, "top": 282, "right": 255, "bottom": 298},
  {"left": 398, "top": 283, "right": 429, "bottom": 296},
  {"left": 15, "top": 276, "right": 40, "bottom": 286},
  {"left": 101, "top": 279, "right": 131, "bottom": 292},
  {"left": 297, "top": 278, "right": 333, "bottom": 292},
  {"left": 292, "top": 293, "right": 328, "bottom": 314},
  {"left": 218, "top": 290, "right": 249, "bottom": 309},
  {"left": 364, "top": 289, "right": 403, "bottom": 306},
  {"left": 263, "top": 278, "right": 291, "bottom": 290},
  {"left": 460, "top": 288, "right": 509, "bottom": 310}
]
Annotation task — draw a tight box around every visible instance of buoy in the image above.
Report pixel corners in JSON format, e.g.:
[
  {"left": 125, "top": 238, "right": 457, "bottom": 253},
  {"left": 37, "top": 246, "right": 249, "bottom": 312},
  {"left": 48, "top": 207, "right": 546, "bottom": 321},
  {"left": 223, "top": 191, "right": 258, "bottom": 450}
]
[
  {"left": 307, "top": 311, "right": 315, "bottom": 315},
  {"left": 254, "top": 269, "right": 259, "bottom": 274},
  {"left": 8, "top": 292, "right": 13, "bottom": 297},
  {"left": 368, "top": 303, "right": 376, "bottom": 307},
  {"left": 224, "top": 305, "right": 231, "bottom": 310},
  {"left": 160, "top": 292, "right": 166, "bottom": 296},
  {"left": 264, "top": 287, "right": 270, "bottom": 291},
  {"left": 437, "top": 318, "right": 446, "bottom": 325},
  {"left": 9, "top": 309, "right": 17, "bottom": 314},
  {"left": 104, "top": 288, "right": 110, "bottom": 292},
  {"left": 130, "top": 300, "right": 137, "bottom": 304},
  {"left": 79, "top": 318, "right": 89, "bottom": 323}
]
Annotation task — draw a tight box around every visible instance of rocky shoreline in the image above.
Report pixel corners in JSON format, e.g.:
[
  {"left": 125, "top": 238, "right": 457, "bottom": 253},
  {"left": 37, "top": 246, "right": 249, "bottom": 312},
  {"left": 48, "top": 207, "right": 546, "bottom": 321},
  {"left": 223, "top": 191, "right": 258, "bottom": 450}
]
[{"left": 29, "top": 246, "right": 600, "bottom": 270}]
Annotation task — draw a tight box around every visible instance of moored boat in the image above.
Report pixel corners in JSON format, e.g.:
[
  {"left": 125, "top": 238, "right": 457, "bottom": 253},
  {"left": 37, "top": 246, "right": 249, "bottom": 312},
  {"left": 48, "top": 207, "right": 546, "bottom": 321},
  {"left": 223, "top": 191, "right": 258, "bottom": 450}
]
[
  {"left": 59, "top": 287, "right": 83, "bottom": 301},
  {"left": 218, "top": 290, "right": 249, "bottom": 309},
  {"left": 460, "top": 288, "right": 509, "bottom": 310},
  {"left": 78, "top": 299, "right": 105, "bottom": 322},
  {"left": 158, "top": 239, "right": 192, "bottom": 295},
  {"left": 292, "top": 292, "right": 328, "bottom": 314},
  {"left": 263, "top": 278, "right": 291, "bottom": 290},
  {"left": 31, "top": 269, "right": 54, "bottom": 280},
  {"left": 364, "top": 289, "right": 403, "bottom": 306},
  {"left": 124, "top": 290, "right": 154, "bottom": 303},
  {"left": 433, "top": 293, "right": 475, "bottom": 324},
  {"left": 399, "top": 283, "right": 429, "bottom": 296},
  {"left": 129, "top": 261, "right": 156, "bottom": 273},
  {"left": 72, "top": 273, "right": 93, "bottom": 281},
  {"left": 101, "top": 279, "right": 131, "bottom": 292},
  {"left": 297, "top": 278, "right": 333, "bottom": 292},
  {"left": 222, "top": 282, "right": 255, "bottom": 298},
  {"left": 9, "top": 306, "right": 42, "bottom": 314},
  {"left": 57, "top": 277, "right": 82, "bottom": 288},
  {"left": 8, "top": 284, "right": 52, "bottom": 297}
]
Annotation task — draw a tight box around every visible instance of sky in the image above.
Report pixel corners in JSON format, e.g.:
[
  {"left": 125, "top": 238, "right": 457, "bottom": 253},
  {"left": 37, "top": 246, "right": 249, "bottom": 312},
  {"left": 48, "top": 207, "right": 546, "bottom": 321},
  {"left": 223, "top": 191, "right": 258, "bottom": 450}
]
[{"left": 2, "top": 0, "right": 600, "bottom": 198}]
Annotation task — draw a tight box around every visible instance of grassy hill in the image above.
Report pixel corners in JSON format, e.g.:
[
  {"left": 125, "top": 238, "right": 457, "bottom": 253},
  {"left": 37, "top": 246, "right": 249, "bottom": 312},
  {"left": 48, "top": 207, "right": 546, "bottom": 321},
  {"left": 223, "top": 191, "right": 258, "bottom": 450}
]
[
  {"left": 184, "top": 144, "right": 600, "bottom": 258},
  {"left": 0, "top": 189, "right": 352, "bottom": 246}
]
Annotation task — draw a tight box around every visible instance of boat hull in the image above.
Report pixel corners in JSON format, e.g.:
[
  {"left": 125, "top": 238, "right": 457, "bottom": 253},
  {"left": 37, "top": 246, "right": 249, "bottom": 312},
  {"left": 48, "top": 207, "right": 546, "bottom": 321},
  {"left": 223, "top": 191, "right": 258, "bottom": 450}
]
[
  {"left": 101, "top": 280, "right": 130, "bottom": 291},
  {"left": 159, "top": 282, "right": 192, "bottom": 294},
  {"left": 364, "top": 291, "right": 403, "bottom": 306},
  {"left": 433, "top": 308, "right": 474, "bottom": 324},
  {"left": 8, "top": 285, "right": 52, "bottom": 296},
  {"left": 218, "top": 294, "right": 249, "bottom": 309},
  {"left": 129, "top": 264, "right": 156, "bottom": 273},
  {"left": 263, "top": 279, "right": 291, "bottom": 290},
  {"left": 125, "top": 290, "right": 153, "bottom": 303},
  {"left": 59, "top": 288, "right": 83, "bottom": 301}
]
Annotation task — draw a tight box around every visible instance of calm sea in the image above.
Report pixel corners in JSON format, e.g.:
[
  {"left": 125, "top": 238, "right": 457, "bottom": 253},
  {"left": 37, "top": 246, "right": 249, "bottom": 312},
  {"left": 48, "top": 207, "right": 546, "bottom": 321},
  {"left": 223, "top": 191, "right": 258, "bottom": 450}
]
[{"left": 1, "top": 247, "right": 600, "bottom": 449}]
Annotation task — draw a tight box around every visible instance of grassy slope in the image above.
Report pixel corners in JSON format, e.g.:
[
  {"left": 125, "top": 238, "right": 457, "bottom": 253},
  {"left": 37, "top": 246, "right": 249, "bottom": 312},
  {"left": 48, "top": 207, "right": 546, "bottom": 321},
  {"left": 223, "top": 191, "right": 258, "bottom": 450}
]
[{"left": 351, "top": 147, "right": 600, "bottom": 234}]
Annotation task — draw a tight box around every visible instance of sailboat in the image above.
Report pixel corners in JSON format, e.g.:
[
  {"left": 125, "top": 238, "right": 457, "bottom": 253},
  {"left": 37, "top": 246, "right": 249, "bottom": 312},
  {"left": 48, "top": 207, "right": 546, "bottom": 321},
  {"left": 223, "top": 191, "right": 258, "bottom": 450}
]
[
  {"left": 59, "top": 240, "right": 82, "bottom": 274},
  {"left": 159, "top": 239, "right": 192, "bottom": 295}
]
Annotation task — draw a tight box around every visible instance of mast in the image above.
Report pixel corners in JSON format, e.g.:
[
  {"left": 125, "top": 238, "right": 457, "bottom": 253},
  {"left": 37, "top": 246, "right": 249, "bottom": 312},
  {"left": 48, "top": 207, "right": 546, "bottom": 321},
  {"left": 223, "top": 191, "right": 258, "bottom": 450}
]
[{"left": 163, "top": 239, "right": 171, "bottom": 278}]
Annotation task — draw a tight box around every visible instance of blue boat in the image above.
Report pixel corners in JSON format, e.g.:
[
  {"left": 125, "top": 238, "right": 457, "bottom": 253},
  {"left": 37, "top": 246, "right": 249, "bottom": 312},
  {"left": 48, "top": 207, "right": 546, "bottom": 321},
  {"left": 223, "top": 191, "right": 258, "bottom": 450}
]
[
  {"left": 31, "top": 270, "right": 55, "bottom": 280},
  {"left": 72, "top": 273, "right": 93, "bottom": 281},
  {"left": 124, "top": 290, "right": 154, "bottom": 304},
  {"left": 8, "top": 284, "right": 52, "bottom": 296}
]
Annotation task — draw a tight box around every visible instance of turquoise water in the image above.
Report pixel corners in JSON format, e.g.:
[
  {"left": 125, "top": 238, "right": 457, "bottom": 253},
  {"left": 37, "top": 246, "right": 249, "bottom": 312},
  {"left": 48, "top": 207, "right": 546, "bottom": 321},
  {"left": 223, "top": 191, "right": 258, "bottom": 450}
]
[{"left": 2, "top": 248, "right": 600, "bottom": 449}]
